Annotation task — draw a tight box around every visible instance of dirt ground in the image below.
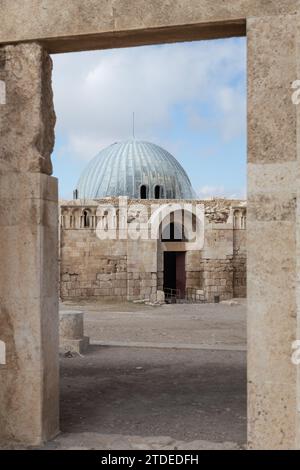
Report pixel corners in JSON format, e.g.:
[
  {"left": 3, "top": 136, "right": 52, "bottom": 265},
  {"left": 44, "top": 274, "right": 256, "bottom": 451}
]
[
  {"left": 61, "top": 299, "right": 246, "bottom": 349},
  {"left": 47, "top": 299, "right": 247, "bottom": 450}
]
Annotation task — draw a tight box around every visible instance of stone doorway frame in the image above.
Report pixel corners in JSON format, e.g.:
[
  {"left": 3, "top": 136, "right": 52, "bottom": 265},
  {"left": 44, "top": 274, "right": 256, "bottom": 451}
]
[{"left": 0, "top": 1, "right": 299, "bottom": 450}]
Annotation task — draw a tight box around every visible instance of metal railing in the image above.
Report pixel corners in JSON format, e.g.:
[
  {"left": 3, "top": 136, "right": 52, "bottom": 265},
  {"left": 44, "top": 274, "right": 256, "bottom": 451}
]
[
  {"left": 164, "top": 287, "right": 181, "bottom": 303},
  {"left": 164, "top": 287, "right": 206, "bottom": 304},
  {"left": 185, "top": 287, "right": 206, "bottom": 304}
]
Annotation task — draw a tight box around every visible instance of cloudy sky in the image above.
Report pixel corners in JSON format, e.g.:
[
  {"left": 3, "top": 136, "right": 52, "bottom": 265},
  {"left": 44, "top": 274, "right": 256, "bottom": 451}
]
[{"left": 51, "top": 37, "right": 246, "bottom": 200}]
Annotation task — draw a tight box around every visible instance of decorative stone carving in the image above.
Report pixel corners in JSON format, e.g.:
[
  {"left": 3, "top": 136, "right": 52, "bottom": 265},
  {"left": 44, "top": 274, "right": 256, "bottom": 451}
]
[{"left": 205, "top": 201, "right": 230, "bottom": 223}]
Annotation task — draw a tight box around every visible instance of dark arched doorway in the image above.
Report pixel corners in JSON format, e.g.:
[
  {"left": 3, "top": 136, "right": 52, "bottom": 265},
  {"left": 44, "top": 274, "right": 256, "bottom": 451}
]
[{"left": 163, "top": 251, "right": 186, "bottom": 299}]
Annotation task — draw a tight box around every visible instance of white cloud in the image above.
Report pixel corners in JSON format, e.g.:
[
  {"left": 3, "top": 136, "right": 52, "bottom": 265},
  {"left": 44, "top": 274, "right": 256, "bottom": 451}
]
[{"left": 51, "top": 39, "right": 246, "bottom": 161}]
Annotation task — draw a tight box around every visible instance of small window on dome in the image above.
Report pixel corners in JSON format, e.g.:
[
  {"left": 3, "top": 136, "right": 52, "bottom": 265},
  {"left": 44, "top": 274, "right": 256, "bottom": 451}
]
[{"left": 140, "top": 185, "right": 148, "bottom": 199}]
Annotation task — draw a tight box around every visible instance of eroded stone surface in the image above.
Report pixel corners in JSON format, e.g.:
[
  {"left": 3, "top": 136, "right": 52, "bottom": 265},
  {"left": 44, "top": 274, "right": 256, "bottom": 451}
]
[
  {"left": 0, "top": 43, "right": 55, "bottom": 174},
  {"left": 0, "top": 174, "right": 59, "bottom": 445},
  {"left": 0, "top": 41, "right": 59, "bottom": 446},
  {"left": 247, "top": 14, "right": 298, "bottom": 449}
]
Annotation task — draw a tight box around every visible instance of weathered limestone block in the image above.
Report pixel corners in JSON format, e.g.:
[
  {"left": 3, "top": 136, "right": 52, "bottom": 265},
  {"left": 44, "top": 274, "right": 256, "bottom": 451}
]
[
  {"left": 200, "top": 257, "right": 233, "bottom": 302},
  {"left": 0, "top": 42, "right": 58, "bottom": 446},
  {"left": 295, "top": 10, "right": 300, "bottom": 450},
  {"left": 247, "top": 14, "right": 298, "bottom": 449},
  {"left": 60, "top": 227, "right": 128, "bottom": 299},
  {"left": 0, "top": 43, "right": 55, "bottom": 174},
  {"left": 203, "top": 227, "right": 234, "bottom": 260},
  {"left": 0, "top": 173, "right": 59, "bottom": 445}
]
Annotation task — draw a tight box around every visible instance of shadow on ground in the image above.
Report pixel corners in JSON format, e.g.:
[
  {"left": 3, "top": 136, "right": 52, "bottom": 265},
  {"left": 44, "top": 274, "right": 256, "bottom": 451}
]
[{"left": 60, "top": 345, "right": 246, "bottom": 445}]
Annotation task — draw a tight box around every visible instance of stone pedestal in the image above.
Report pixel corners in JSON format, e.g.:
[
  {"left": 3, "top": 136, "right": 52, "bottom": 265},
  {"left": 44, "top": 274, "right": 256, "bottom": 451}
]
[{"left": 59, "top": 311, "right": 89, "bottom": 354}]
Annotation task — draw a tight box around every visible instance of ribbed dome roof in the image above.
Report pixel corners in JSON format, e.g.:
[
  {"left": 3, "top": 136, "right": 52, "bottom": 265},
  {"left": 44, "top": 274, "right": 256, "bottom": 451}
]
[{"left": 75, "top": 139, "right": 195, "bottom": 199}]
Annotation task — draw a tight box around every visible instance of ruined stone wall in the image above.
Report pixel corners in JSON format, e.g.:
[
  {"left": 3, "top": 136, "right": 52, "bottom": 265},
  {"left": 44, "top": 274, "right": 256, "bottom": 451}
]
[
  {"left": 127, "top": 239, "right": 158, "bottom": 301},
  {"left": 60, "top": 207, "right": 159, "bottom": 302},
  {"left": 60, "top": 228, "right": 127, "bottom": 300},
  {"left": 184, "top": 229, "right": 246, "bottom": 303},
  {"left": 200, "top": 224, "right": 234, "bottom": 302},
  {"left": 127, "top": 272, "right": 157, "bottom": 301},
  {"left": 186, "top": 251, "right": 201, "bottom": 290},
  {"left": 200, "top": 257, "right": 234, "bottom": 302}
]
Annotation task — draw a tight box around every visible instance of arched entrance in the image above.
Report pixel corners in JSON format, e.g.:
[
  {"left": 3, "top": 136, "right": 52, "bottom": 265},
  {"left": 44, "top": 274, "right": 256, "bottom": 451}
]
[{"left": 159, "top": 212, "right": 190, "bottom": 301}]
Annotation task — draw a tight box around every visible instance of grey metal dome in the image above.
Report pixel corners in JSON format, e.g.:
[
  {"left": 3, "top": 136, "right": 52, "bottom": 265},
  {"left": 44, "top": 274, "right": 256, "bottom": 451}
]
[{"left": 75, "top": 139, "right": 196, "bottom": 200}]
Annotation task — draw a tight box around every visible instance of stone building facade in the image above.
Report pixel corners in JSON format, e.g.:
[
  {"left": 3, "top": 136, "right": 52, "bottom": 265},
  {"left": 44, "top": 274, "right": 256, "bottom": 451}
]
[{"left": 59, "top": 198, "right": 246, "bottom": 302}]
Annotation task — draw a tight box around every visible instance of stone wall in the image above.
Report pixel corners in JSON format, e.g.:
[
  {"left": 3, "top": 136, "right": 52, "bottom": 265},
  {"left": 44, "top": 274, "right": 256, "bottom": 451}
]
[
  {"left": 200, "top": 223, "right": 235, "bottom": 302},
  {"left": 233, "top": 230, "right": 247, "bottom": 298},
  {"left": 127, "top": 272, "right": 157, "bottom": 301},
  {"left": 200, "top": 258, "right": 234, "bottom": 302},
  {"left": 196, "top": 215, "right": 247, "bottom": 302},
  {"left": 127, "top": 239, "right": 158, "bottom": 301},
  {"left": 186, "top": 250, "right": 201, "bottom": 290},
  {"left": 60, "top": 227, "right": 128, "bottom": 300}
]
